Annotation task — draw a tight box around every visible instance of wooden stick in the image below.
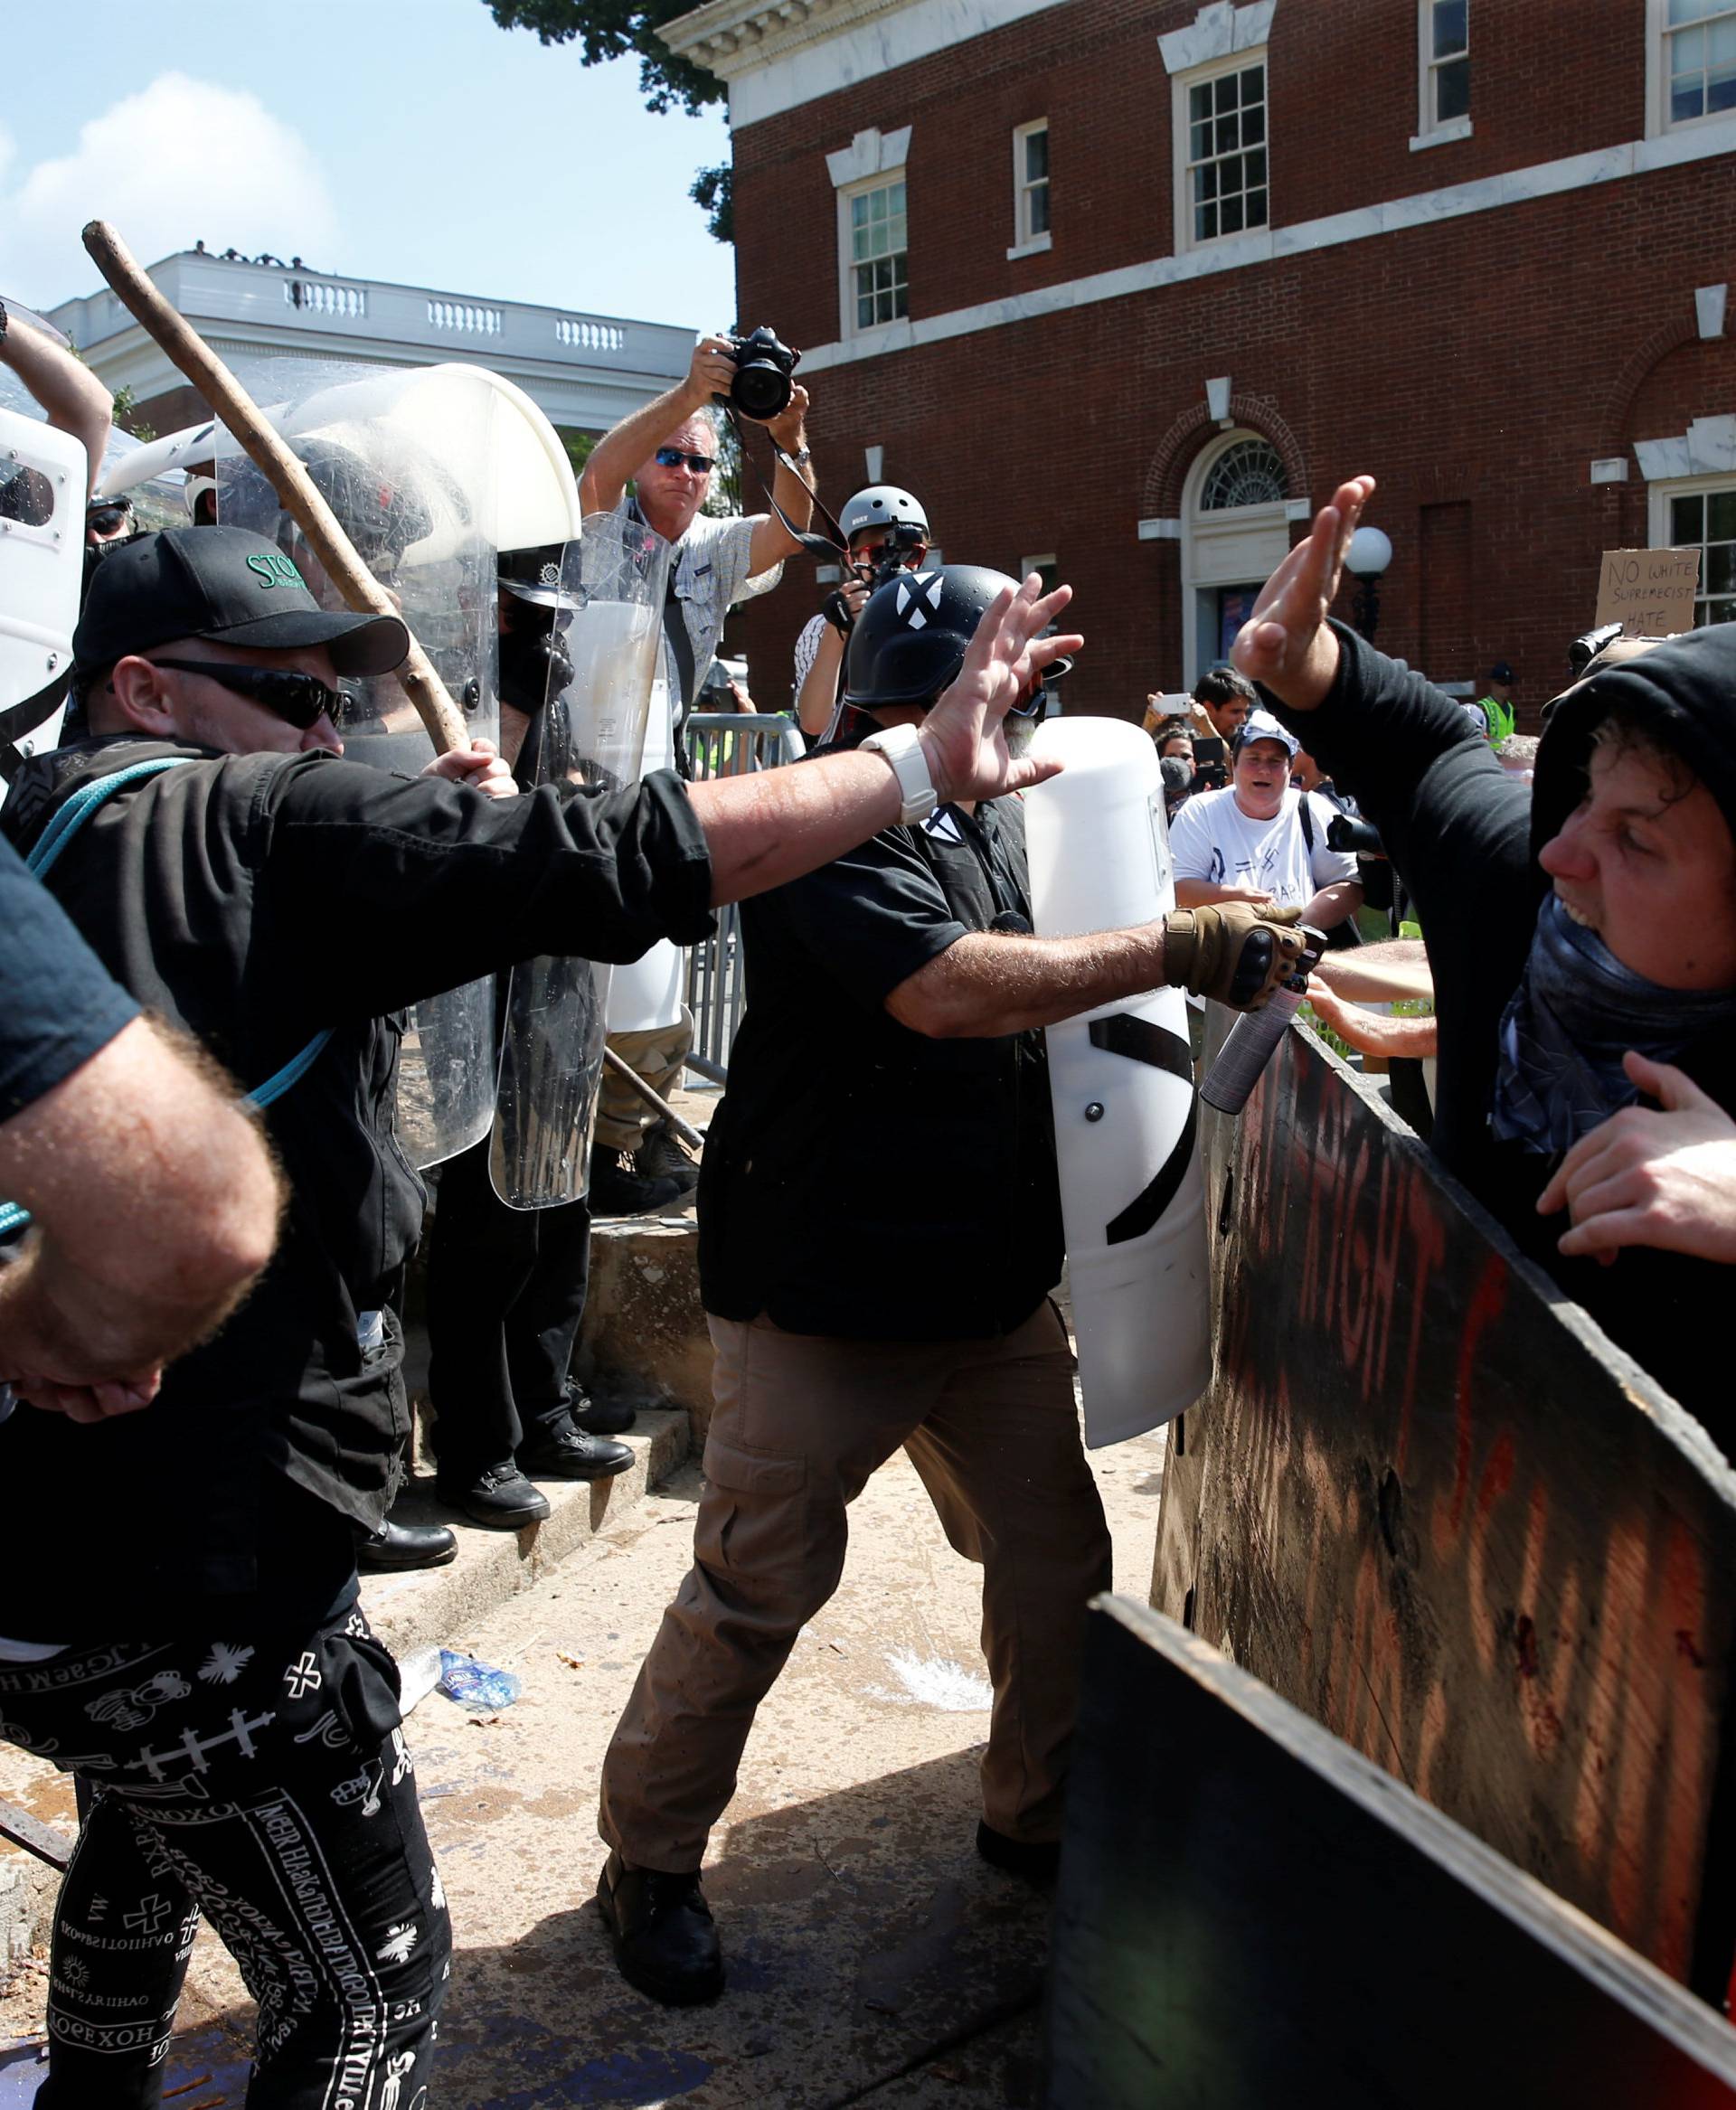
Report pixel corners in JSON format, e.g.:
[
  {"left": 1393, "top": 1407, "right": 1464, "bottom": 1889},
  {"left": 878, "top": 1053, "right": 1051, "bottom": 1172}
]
[
  {"left": 602, "top": 1045, "right": 704, "bottom": 1152},
  {"left": 81, "top": 220, "right": 466, "bottom": 753}
]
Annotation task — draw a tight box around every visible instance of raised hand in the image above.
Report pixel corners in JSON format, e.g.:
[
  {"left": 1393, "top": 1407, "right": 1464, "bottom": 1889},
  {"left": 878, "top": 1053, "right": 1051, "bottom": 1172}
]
[
  {"left": 919, "top": 574, "right": 1082, "bottom": 805},
  {"left": 1537, "top": 1050, "right": 1736, "bottom": 1265},
  {"left": 1232, "top": 475, "right": 1376, "bottom": 709}
]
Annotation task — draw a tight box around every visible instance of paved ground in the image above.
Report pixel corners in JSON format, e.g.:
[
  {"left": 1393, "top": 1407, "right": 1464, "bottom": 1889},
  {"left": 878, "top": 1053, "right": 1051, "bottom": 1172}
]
[{"left": 0, "top": 1418, "right": 1165, "bottom": 2108}]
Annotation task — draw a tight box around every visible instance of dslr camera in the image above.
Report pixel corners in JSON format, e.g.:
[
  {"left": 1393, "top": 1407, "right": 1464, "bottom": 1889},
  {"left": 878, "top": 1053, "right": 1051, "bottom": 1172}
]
[
  {"left": 717, "top": 325, "right": 800, "bottom": 421},
  {"left": 1326, "top": 810, "right": 1385, "bottom": 858}
]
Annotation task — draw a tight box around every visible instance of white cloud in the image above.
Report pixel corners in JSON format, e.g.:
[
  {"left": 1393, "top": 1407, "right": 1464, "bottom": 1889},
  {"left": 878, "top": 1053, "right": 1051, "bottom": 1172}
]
[{"left": 0, "top": 74, "right": 338, "bottom": 310}]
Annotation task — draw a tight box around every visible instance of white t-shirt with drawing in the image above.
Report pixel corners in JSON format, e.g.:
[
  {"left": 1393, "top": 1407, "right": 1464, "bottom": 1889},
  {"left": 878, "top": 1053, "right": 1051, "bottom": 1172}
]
[{"left": 1167, "top": 786, "right": 1359, "bottom": 909}]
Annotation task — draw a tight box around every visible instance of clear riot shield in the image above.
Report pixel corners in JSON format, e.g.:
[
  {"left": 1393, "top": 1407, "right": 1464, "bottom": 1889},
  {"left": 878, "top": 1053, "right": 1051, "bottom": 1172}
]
[
  {"left": 490, "top": 508, "right": 673, "bottom": 1207},
  {"left": 213, "top": 362, "right": 505, "bottom": 1169}
]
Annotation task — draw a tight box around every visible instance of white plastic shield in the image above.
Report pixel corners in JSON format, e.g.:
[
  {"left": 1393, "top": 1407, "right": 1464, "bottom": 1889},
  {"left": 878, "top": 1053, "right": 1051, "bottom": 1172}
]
[
  {"left": 490, "top": 508, "right": 673, "bottom": 1207},
  {"left": 0, "top": 409, "right": 83, "bottom": 760},
  {"left": 1024, "top": 716, "right": 1211, "bottom": 1447},
  {"left": 212, "top": 362, "right": 520, "bottom": 1170}
]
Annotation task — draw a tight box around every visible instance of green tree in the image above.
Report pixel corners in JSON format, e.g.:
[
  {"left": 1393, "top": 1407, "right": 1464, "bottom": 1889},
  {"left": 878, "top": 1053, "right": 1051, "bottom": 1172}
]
[
  {"left": 110, "top": 383, "right": 156, "bottom": 445},
  {"left": 557, "top": 427, "right": 597, "bottom": 484},
  {"left": 482, "top": 0, "right": 733, "bottom": 240}
]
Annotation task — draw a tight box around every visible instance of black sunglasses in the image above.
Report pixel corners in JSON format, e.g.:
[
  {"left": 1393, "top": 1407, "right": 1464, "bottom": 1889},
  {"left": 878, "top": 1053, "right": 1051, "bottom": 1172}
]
[
  {"left": 86, "top": 499, "right": 135, "bottom": 538},
  {"left": 147, "top": 658, "right": 353, "bottom": 730},
  {"left": 653, "top": 446, "right": 715, "bottom": 475}
]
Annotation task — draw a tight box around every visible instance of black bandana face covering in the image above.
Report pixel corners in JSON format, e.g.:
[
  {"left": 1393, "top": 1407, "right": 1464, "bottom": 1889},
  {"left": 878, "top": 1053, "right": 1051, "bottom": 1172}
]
[
  {"left": 497, "top": 622, "right": 572, "bottom": 718},
  {"left": 1489, "top": 893, "right": 1736, "bottom": 1154}
]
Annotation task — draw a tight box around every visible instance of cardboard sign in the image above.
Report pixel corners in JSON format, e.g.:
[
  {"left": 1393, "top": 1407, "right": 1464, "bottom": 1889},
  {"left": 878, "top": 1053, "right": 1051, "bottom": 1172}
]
[{"left": 1595, "top": 547, "right": 1701, "bottom": 636}]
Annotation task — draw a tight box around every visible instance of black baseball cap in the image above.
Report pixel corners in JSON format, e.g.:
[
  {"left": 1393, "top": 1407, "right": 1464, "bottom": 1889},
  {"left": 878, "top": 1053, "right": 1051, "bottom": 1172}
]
[
  {"left": 73, "top": 527, "right": 409, "bottom": 678},
  {"left": 1489, "top": 661, "right": 1514, "bottom": 683}
]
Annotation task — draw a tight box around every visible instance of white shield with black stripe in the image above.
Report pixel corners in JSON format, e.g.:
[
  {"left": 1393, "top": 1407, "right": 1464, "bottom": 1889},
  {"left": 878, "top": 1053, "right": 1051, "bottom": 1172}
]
[{"left": 1024, "top": 716, "right": 1212, "bottom": 1446}]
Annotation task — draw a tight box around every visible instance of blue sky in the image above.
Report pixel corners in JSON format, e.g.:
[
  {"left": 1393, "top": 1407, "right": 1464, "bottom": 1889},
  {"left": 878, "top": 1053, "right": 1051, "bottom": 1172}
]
[{"left": 4, "top": 0, "right": 736, "bottom": 334}]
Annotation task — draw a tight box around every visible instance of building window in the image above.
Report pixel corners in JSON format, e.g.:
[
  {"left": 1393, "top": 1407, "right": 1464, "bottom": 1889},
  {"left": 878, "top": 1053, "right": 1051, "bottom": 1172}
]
[
  {"left": 846, "top": 177, "right": 908, "bottom": 333},
  {"left": 1416, "top": 0, "right": 1470, "bottom": 143},
  {"left": 1176, "top": 52, "right": 1269, "bottom": 250},
  {"left": 1662, "top": 0, "right": 1736, "bottom": 126},
  {"left": 1200, "top": 438, "right": 1287, "bottom": 510},
  {"left": 1659, "top": 482, "right": 1736, "bottom": 625},
  {"left": 1013, "top": 121, "right": 1051, "bottom": 251}
]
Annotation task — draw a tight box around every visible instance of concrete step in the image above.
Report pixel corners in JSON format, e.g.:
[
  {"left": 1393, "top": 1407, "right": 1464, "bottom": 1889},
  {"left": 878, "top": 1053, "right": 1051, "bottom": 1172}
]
[{"left": 359, "top": 1406, "right": 691, "bottom": 1659}]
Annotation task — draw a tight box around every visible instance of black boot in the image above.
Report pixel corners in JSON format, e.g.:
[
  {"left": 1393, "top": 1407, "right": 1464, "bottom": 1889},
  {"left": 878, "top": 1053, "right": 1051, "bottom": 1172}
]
[
  {"left": 516, "top": 1427, "right": 634, "bottom": 1482},
  {"left": 596, "top": 1851, "right": 724, "bottom": 2006},
  {"left": 355, "top": 1519, "right": 458, "bottom": 1572},
  {"left": 435, "top": 1462, "right": 552, "bottom": 1530},
  {"left": 562, "top": 1374, "right": 637, "bottom": 1437},
  {"left": 589, "top": 1144, "right": 684, "bottom": 1218},
  {"left": 975, "top": 1819, "right": 1061, "bottom": 1883},
  {"left": 636, "top": 1118, "right": 700, "bottom": 1198}
]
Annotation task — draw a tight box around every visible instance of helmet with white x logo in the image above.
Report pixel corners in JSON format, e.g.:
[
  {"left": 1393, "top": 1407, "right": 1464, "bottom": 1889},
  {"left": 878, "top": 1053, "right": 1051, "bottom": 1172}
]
[{"left": 842, "top": 563, "right": 1032, "bottom": 711}]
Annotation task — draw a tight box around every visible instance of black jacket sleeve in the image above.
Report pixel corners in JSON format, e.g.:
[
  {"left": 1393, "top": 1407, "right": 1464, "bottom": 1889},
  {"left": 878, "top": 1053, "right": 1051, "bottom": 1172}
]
[
  {"left": 251, "top": 758, "right": 715, "bottom": 1022},
  {"left": 1259, "top": 622, "right": 1535, "bottom": 949}
]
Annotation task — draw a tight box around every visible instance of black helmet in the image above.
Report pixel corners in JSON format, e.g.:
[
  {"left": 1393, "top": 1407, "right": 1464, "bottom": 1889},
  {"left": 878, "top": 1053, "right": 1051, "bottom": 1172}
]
[
  {"left": 499, "top": 541, "right": 583, "bottom": 611},
  {"left": 221, "top": 438, "right": 434, "bottom": 572},
  {"left": 843, "top": 564, "right": 1014, "bottom": 711}
]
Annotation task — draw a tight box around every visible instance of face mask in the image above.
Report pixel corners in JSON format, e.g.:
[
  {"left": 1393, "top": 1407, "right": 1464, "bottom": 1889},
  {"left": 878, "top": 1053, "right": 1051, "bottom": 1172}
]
[
  {"left": 81, "top": 530, "right": 137, "bottom": 600},
  {"left": 498, "top": 622, "right": 572, "bottom": 717}
]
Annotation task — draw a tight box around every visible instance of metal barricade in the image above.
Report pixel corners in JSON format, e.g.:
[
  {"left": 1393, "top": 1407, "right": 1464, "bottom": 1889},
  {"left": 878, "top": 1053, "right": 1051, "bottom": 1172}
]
[{"left": 683, "top": 712, "right": 806, "bottom": 1078}]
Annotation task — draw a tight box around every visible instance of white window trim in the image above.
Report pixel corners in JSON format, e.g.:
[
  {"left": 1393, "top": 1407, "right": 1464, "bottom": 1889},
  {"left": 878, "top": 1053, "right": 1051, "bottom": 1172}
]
[
  {"left": 835, "top": 167, "right": 910, "bottom": 344},
  {"left": 1645, "top": 0, "right": 1736, "bottom": 137},
  {"left": 1411, "top": 0, "right": 1472, "bottom": 151},
  {"left": 1647, "top": 471, "right": 1736, "bottom": 627},
  {"left": 1020, "top": 551, "right": 1059, "bottom": 582},
  {"left": 1011, "top": 119, "right": 1052, "bottom": 258},
  {"left": 1648, "top": 469, "right": 1736, "bottom": 537},
  {"left": 1171, "top": 44, "right": 1270, "bottom": 258}
]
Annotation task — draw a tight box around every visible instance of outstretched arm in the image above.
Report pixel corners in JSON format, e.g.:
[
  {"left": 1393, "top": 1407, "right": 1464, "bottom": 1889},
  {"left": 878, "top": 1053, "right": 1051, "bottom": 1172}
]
[
  {"left": 689, "top": 573, "right": 1080, "bottom": 903},
  {"left": 579, "top": 336, "right": 738, "bottom": 516},
  {"left": 2, "top": 309, "right": 114, "bottom": 499},
  {"left": 1231, "top": 475, "right": 1376, "bottom": 710}
]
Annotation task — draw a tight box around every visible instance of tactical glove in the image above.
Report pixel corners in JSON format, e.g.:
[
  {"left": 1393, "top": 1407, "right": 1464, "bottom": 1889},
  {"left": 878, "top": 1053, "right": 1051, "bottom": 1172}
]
[{"left": 1162, "top": 904, "right": 1308, "bottom": 1011}]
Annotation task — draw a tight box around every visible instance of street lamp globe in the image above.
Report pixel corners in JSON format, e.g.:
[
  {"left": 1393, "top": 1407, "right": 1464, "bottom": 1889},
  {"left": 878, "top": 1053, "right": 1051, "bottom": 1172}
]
[{"left": 1345, "top": 525, "right": 1393, "bottom": 579}]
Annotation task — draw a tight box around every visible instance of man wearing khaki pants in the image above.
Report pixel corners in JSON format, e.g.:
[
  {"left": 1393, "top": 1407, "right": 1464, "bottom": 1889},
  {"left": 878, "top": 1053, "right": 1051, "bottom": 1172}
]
[{"left": 595, "top": 564, "right": 1308, "bottom": 2005}]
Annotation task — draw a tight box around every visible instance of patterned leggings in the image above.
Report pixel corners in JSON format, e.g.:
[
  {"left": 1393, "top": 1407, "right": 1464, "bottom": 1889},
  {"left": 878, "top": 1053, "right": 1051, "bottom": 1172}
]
[{"left": 0, "top": 1602, "right": 448, "bottom": 2108}]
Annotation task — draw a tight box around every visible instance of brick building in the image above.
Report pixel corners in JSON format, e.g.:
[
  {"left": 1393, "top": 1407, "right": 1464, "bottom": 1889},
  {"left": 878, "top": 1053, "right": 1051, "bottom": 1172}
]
[{"left": 665, "top": 0, "right": 1736, "bottom": 726}]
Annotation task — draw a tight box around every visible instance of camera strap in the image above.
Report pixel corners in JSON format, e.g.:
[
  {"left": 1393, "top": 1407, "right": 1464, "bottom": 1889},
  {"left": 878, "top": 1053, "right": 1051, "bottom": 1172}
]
[{"left": 722, "top": 404, "right": 851, "bottom": 566}]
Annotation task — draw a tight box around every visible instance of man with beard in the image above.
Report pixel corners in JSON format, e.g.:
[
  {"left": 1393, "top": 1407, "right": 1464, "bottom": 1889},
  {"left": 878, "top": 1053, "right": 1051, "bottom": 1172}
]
[
  {"left": 1235, "top": 474, "right": 1736, "bottom": 1440},
  {"left": 594, "top": 564, "right": 1311, "bottom": 2006}
]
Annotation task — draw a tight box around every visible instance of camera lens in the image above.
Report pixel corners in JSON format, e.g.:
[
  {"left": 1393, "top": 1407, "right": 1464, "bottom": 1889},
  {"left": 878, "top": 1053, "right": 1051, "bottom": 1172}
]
[{"left": 731, "top": 362, "right": 793, "bottom": 421}]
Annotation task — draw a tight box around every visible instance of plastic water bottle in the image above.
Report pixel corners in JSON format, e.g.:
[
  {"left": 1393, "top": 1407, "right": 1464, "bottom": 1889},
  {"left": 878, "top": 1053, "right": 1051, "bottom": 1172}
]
[{"left": 437, "top": 1650, "right": 521, "bottom": 1710}]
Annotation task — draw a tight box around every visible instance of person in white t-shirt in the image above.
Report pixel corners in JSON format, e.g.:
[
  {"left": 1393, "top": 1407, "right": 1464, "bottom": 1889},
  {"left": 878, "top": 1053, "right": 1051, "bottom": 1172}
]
[{"left": 1169, "top": 710, "right": 1364, "bottom": 933}]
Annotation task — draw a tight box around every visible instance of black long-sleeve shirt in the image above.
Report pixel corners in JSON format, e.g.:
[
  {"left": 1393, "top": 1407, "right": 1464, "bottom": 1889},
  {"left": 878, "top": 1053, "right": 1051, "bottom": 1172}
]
[{"left": 0, "top": 737, "right": 714, "bottom": 1638}]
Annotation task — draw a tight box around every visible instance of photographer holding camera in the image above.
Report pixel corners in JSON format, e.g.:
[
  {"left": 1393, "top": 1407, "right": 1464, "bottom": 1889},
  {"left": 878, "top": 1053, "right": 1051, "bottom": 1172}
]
[
  {"left": 792, "top": 484, "right": 931, "bottom": 738},
  {"left": 579, "top": 333, "right": 816, "bottom": 1210}
]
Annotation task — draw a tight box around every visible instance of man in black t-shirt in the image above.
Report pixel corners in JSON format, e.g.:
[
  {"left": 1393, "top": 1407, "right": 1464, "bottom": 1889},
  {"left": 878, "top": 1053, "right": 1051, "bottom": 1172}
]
[{"left": 595, "top": 566, "right": 1310, "bottom": 2009}]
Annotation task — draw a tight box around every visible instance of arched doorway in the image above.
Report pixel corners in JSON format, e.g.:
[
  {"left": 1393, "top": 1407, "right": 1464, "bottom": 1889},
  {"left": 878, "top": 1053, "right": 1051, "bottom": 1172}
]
[{"left": 1179, "top": 432, "right": 1290, "bottom": 690}]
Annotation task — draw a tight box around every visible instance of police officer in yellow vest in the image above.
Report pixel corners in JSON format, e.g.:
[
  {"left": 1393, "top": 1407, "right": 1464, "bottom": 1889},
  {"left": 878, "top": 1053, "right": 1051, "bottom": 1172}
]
[{"left": 1477, "top": 660, "right": 1516, "bottom": 745}]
